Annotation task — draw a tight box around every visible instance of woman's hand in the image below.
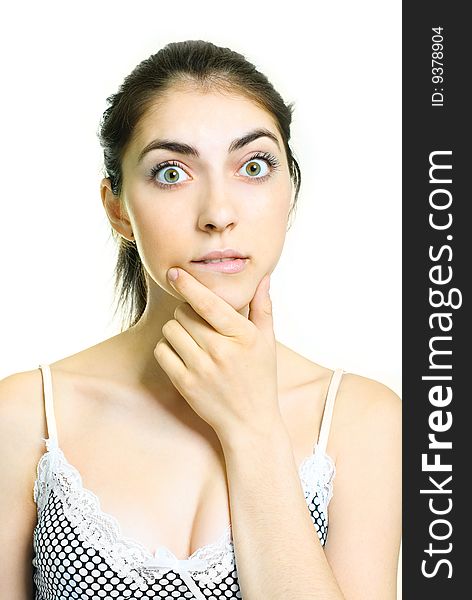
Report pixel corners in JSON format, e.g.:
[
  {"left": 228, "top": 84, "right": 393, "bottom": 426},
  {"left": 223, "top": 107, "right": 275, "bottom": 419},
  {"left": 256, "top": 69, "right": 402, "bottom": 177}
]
[{"left": 154, "top": 267, "right": 281, "bottom": 444}]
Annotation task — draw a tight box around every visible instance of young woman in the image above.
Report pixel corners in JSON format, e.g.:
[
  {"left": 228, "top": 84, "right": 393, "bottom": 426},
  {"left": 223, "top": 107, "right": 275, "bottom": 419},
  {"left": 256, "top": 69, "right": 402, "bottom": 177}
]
[{"left": 0, "top": 40, "right": 401, "bottom": 599}]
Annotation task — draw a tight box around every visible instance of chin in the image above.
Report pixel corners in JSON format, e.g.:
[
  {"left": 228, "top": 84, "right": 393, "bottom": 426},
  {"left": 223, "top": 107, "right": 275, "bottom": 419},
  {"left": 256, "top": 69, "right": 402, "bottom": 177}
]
[
  {"left": 199, "top": 278, "right": 252, "bottom": 310},
  {"left": 181, "top": 264, "right": 262, "bottom": 310},
  {"left": 214, "top": 287, "right": 250, "bottom": 309}
]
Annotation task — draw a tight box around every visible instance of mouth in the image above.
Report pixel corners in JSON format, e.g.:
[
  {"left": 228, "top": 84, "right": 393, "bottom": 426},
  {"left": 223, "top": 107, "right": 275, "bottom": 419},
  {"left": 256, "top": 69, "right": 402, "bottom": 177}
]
[{"left": 191, "top": 257, "right": 249, "bottom": 274}]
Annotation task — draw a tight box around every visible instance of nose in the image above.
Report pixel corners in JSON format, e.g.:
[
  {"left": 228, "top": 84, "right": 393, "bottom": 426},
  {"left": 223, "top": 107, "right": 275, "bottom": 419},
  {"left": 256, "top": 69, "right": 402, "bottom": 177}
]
[{"left": 197, "top": 176, "right": 239, "bottom": 233}]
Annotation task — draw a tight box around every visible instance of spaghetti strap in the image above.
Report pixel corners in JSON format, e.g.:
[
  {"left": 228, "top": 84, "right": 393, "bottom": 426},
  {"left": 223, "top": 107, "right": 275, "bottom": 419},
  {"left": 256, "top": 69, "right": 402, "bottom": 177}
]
[
  {"left": 38, "top": 364, "right": 59, "bottom": 450},
  {"left": 316, "top": 368, "right": 344, "bottom": 455}
]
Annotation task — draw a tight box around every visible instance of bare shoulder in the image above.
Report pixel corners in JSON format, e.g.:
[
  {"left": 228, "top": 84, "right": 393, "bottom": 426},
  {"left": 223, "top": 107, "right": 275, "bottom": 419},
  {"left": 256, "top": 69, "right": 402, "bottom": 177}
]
[
  {"left": 321, "top": 371, "right": 402, "bottom": 598},
  {"left": 0, "top": 368, "right": 47, "bottom": 452},
  {"left": 275, "top": 341, "right": 401, "bottom": 462},
  {"left": 332, "top": 370, "right": 402, "bottom": 453},
  {"left": 0, "top": 369, "right": 47, "bottom": 595},
  {"left": 0, "top": 368, "right": 48, "bottom": 480},
  {"left": 0, "top": 366, "right": 56, "bottom": 504}
]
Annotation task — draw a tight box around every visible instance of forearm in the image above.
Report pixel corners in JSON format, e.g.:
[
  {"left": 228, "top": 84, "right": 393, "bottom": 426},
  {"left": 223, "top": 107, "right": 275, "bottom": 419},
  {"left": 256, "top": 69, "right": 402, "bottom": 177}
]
[{"left": 220, "top": 419, "right": 346, "bottom": 600}]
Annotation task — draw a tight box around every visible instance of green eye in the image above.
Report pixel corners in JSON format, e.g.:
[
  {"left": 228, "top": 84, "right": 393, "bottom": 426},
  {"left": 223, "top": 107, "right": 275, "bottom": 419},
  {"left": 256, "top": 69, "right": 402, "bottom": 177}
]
[
  {"left": 149, "top": 161, "right": 190, "bottom": 188},
  {"left": 246, "top": 161, "right": 262, "bottom": 176},
  {"left": 164, "top": 168, "right": 180, "bottom": 183},
  {"left": 240, "top": 158, "right": 269, "bottom": 178},
  {"left": 157, "top": 165, "right": 189, "bottom": 185}
]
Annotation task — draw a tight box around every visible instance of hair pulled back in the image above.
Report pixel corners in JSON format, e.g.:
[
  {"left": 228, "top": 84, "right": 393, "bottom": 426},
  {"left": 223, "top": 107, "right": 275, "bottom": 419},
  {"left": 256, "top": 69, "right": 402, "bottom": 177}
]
[{"left": 98, "top": 39, "right": 301, "bottom": 331}]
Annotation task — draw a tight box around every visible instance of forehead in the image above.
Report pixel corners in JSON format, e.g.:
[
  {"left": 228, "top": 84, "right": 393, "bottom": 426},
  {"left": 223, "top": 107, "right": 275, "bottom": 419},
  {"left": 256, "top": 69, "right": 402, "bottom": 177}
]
[{"left": 130, "top": 87, "right": 280, "bottom": 155}]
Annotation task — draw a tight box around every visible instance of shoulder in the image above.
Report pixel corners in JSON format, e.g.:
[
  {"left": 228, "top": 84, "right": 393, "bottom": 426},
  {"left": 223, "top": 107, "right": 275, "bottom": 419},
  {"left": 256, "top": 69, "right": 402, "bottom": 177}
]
[
  {"left": 277, "top": 342, "right": 401, "bottom": 464},
  {"left": 0, "top": 367, "right": 46, "bottom": 440},
  {"left": 275, "top": 343, "right": 399, "bottom": 464},
  {"left": 276, "top": 341, "right": 401, "bottom": 442},
  {"left": 322, "top": 372, "right": 402, "bottom": 597},
  {"left": 0, "top": 369, "right": 47, "bottom": 548},
  {"left": 0, "top": 368, "right": 47, "bottom": 468},
  {"left": 327, "top": 370, "right": 401, "bottom": 521},
  {"left": 332, "top": 371, "right": 401, "bottom": 454},
  {"left": 0, "top": 368, "right": 59, "bottom": 595}
]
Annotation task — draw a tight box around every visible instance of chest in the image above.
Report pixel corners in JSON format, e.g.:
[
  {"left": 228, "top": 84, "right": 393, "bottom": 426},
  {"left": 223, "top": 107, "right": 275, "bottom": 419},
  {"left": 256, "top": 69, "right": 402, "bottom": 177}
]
[
  {"left": 33, "top": 373, "right": 328, "bottom": 560},
  {"left": 31, "top": 373, "right": 335, "bottom": 599},
  {"left": 32, "top": 443, "right": 332, "bottom": 599}
]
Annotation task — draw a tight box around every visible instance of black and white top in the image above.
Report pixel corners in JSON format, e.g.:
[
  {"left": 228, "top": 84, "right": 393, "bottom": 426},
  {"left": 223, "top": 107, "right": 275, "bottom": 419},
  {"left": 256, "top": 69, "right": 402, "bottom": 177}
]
[{"left": 32, "top": 364, "right": 344, "bottom": 600}]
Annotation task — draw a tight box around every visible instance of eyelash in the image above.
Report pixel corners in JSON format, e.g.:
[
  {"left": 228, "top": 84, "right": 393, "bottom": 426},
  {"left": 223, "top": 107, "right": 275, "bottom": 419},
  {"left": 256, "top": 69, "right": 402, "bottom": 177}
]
[{"left": 147, "top": 151, "right": 281, "bottom": 190}]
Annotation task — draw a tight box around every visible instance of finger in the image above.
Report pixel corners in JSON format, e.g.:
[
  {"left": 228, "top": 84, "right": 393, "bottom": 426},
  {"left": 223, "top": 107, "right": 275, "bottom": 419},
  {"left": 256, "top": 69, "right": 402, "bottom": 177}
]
[
  {"left": 167, "top": 267, "right": 246, "bottom": 337},
  {"left": 153, "top": 338, "right": 188, "bottom": 391},
  {"left": 173, "top": 302, "right": 217, "bottom": 352},
  {"left": 161, "top": 317, "right": 205, "bottom": 368},
  {"left": 248, "top": 274, "right": 274, "bottom": 340}
]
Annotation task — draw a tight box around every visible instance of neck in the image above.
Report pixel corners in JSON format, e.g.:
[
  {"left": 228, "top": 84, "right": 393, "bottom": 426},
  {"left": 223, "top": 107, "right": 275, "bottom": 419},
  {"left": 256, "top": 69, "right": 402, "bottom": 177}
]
[{"left": 120, "top": 283, "right": 252, "bottom": 397}]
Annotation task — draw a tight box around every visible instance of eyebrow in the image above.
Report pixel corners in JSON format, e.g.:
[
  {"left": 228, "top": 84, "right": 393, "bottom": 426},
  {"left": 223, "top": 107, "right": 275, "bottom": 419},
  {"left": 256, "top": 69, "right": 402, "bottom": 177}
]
[{"left": 137, "top": 127, "right": 281, "bottom": 164}]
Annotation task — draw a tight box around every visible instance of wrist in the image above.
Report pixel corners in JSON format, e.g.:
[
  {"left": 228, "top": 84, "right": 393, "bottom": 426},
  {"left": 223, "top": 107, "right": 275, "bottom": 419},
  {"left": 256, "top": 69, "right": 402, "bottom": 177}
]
[{"left": 218, "top": 413, "right": 292, "bottom": 460}]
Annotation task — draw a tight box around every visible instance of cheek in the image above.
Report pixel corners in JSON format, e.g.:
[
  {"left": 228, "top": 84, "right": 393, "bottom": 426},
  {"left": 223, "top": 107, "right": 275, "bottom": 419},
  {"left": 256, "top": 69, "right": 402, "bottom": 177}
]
[
  {"left": 252, "top": 190, "right": 290, "bottom": 249},
  {"left": 133, "top": 214, "right": 185, "bottom": 281}
]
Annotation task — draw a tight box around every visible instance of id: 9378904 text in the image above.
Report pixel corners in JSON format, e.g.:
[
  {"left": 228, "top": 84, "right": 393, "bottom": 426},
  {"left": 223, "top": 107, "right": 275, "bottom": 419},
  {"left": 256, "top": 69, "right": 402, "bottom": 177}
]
[{"left": 431, "top": 27, "right": 445, "bottom": 107}]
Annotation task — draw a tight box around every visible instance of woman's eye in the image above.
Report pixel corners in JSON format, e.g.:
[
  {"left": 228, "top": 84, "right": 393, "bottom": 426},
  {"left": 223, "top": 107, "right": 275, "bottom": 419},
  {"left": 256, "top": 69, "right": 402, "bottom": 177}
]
[
  {"left": 149, "top": 154, "right": 278, "bottom": 189},
  {"left": 238, "top": 158, "right": 270, "bottom": 179},
  {"left": 154, "top": 164, "right": 190, "bottom": 186}
]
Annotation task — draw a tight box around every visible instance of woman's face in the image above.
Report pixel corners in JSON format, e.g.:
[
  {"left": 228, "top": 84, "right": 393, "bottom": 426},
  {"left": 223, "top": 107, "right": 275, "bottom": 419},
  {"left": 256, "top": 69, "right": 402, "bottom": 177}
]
[{"left": 113, "top": 85, "right": 293, "bottom": 311}]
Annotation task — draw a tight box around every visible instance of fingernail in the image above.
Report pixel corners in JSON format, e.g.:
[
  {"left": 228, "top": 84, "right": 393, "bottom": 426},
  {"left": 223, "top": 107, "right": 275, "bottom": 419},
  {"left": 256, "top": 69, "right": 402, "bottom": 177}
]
[{"left": 168, "top": 268, "right": 179, "bottom": 282}]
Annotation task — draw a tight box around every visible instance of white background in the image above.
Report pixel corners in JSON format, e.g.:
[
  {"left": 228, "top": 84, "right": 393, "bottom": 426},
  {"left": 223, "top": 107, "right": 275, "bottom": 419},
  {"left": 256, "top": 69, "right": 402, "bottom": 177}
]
[{"left": 0, "top": 0, "right": 402, "bottom": 594}]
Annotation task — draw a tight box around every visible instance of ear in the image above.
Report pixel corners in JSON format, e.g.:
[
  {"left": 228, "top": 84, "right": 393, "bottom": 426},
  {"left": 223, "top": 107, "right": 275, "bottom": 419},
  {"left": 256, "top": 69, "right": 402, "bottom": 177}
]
[
  {"left": 100, "top": 178, "right": 134, "bottom": 241},
  {"left": 287, "top": 181, "right": 296, "bottom": 218}
]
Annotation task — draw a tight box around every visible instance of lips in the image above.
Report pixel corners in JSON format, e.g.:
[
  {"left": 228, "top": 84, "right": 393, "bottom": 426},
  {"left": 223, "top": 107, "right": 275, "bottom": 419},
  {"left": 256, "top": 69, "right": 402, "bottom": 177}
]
[
  {"left": 192, "top": 248, "right": 248, "bottom": 262},
  {"left": 191, "top": 257, "right": 248, "bottom": 274},
  {"left": 196, "top": 257, "right": 239, "bottom": 264}
]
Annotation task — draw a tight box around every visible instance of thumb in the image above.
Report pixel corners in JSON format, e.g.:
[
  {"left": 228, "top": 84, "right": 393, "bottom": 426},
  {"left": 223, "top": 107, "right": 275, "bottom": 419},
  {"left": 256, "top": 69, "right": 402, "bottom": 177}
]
[{"left": 248, "top": 274, "right": 273, "bottom": 336}]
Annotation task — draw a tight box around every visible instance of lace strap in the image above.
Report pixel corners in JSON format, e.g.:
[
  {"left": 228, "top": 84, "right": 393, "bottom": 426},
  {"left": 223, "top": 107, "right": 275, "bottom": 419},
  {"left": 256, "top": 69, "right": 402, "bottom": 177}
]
[
  {"left": 317, "top": 368, "right": 344, "bottom": 455},
  {"left": 38, "top": 364, "right": 59, "bottom": 450}
]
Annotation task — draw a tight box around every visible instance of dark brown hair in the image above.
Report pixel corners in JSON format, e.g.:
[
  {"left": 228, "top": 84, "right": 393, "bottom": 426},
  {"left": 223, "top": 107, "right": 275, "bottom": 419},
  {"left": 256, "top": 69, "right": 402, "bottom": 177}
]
[{"left": 98, "top": 40, "right": 301, "bottom": 331}]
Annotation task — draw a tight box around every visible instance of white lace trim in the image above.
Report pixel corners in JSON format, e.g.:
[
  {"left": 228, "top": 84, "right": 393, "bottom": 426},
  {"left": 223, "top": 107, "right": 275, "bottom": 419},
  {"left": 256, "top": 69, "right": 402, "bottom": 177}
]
[
  {"left": 299, "top": 443, "right": 336, "bottom": 519},
  {"left": 33, "top": 438, "right": 334, "bottom": 588}
]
